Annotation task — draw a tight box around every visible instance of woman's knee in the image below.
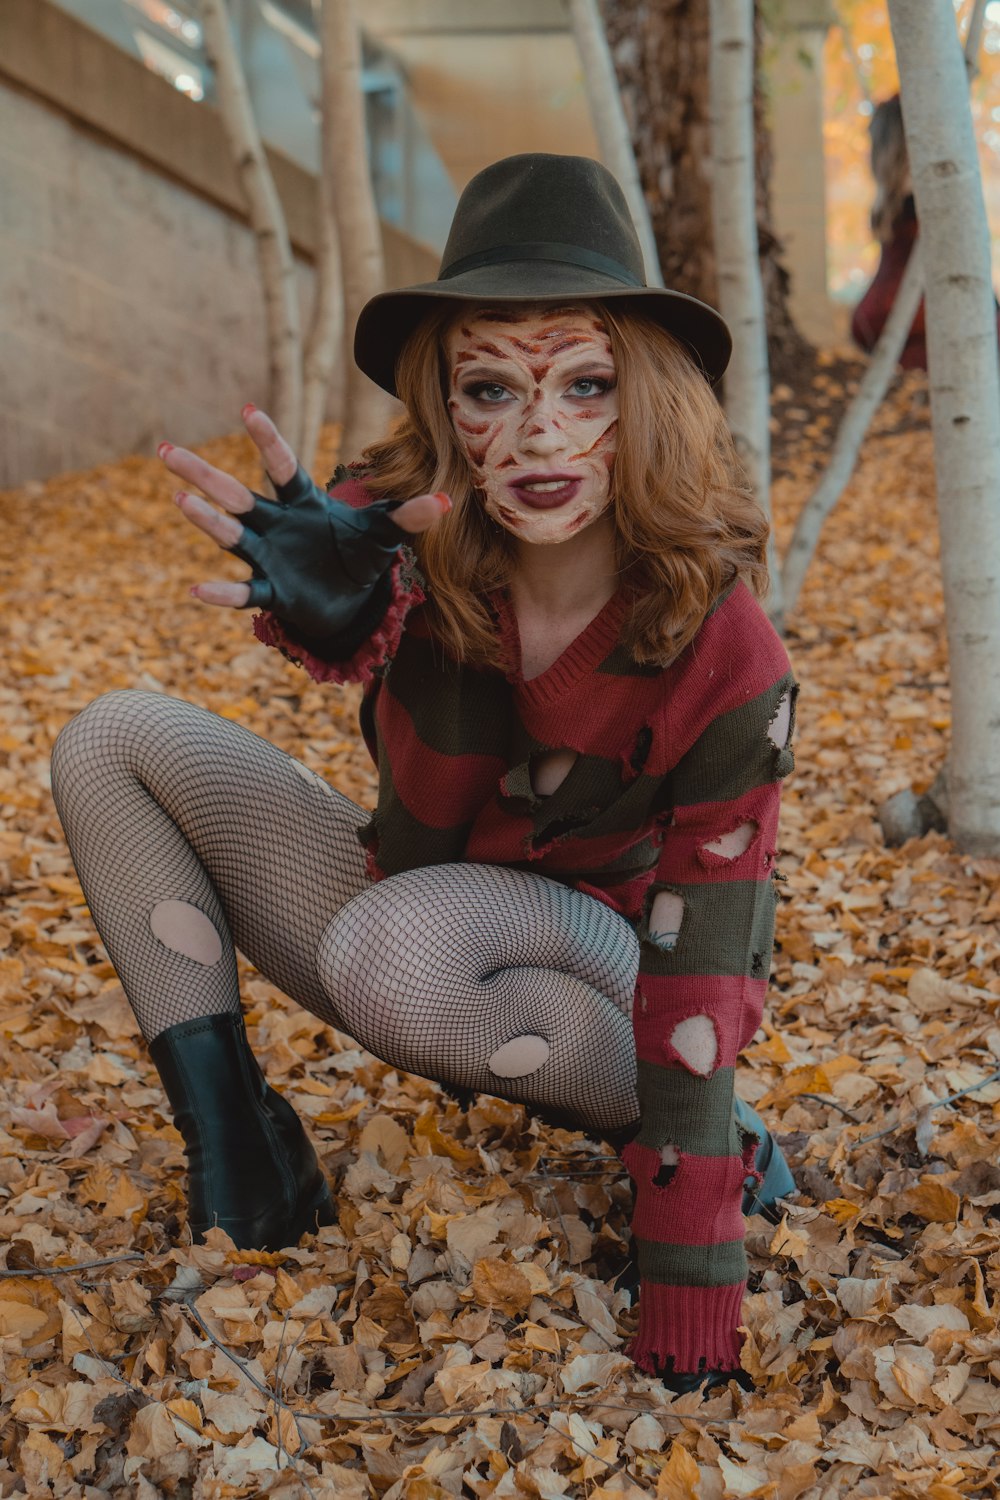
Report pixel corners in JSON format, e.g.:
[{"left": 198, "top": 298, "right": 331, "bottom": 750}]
[
  {"left": 53, "top": 689, "right": 164, "bottom": 768},
  {"left": 51, "top": 692, "right": 163, "bottom": 809}
]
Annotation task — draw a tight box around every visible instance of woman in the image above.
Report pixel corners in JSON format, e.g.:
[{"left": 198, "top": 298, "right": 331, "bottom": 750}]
[{"left": 51, "top": 154, "right": 796, "bottom": 1395}]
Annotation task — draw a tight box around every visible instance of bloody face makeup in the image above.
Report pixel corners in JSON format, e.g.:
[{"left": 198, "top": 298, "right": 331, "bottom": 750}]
[{"left": 444, "top": 306, "right": 619, "bottom": 545}]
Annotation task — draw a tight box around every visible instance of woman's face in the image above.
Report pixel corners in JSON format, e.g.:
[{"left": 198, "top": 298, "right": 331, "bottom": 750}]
[{"left": 444, "top": 305, "right": 619, "bottom": 545}]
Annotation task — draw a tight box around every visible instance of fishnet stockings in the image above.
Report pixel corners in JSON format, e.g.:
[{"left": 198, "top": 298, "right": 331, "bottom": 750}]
[{"left": 52, "top": 691, "right": 641, "bottom": 1135}]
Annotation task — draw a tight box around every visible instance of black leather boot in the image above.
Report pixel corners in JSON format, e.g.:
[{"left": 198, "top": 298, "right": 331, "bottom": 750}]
[
  {"left": 149, "top": 1012, "right": 336, "bottom": 1249},
  {"left": 656, "top": 1359, "right": 754, "bottom": 1396}
]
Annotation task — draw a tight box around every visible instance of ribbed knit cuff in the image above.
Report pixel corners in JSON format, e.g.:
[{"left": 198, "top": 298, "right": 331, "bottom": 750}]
[
  {"left": 628, "top": 1280, "right": 746, "bottom": 1376},
  {"left": 252, "top": 560, "right": 424, "bottom": 685}
]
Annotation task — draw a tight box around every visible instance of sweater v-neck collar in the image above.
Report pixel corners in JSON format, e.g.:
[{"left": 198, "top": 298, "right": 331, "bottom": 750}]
[{"left": 494, "top": 588, "right": 629, "bottom": 707}]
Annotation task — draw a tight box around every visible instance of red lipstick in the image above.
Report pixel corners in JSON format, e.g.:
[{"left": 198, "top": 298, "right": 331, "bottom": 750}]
[{"left": 506, "top": 472, "right": 581, "bottom": 510}]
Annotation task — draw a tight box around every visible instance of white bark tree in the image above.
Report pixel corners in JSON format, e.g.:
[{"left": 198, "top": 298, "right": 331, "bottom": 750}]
[
  {"left": 299, "top": 0, "right": 346, "bottom": 476},
  {"left": 707, "top": 0, "right": 779, "bottom": 616},
  {"left": 327, "top": 0, "right": 396, "bottom": 462},
  {"left": 887, "top": 0, "right": 1000, "bottom": 853},
  {"left": 201, "top": 0, "right": 303, "bottom": 449},
  {"left": 780, "top": 0, "right": 988, "bottom": 617},
  {"left": 567, "top": 0, "right": 663, "bottom": 286}
]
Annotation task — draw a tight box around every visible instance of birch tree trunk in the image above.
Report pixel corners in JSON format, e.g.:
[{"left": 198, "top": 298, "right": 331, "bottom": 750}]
[
  {"left": 780, "top": 0, "right": 987, "bottom": 616},
  {"left": 708, "top": 0, "right": 780, "bottom": 617},
  {"left": 328, "top": 0, "right": 395, "bottom": 463},
  {"left": 887, "top": 0, "right": 1000, "bottom": 852},
  {"left": 601, "top": 0, "right": 805, "bottom": 370},
  {"left": 300, "top": 0, "right": 346, "bottom": 478},
  {"left": 568, "top": 0, "right": 663, "bottom": 286},
  {"left": 201, "top": 0, "right": 303, "bottom": 448}
]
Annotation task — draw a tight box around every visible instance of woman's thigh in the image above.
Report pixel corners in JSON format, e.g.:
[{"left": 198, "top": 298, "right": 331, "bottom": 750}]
[
  {"left": 317, "top": 863, "right": 642, "bottom": 1136},
  {"left": 52, "top": 689, "right": 371, "bottom": 1022}
]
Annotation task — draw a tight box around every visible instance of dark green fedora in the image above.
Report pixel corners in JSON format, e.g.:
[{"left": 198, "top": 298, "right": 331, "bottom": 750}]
[{"left": 354, "top": 152, "right": 732, "bottom": 396}]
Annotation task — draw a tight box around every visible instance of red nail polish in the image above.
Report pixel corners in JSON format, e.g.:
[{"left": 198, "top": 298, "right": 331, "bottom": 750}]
[
  {"left": 241, "top": 403, "right": 257, "bottom": 420},
  {"left": 157, "top": 441, "right": 174, "bottom": 459},
  {"left": 434, "top": 491, "right": 452, "bottom": 511}
]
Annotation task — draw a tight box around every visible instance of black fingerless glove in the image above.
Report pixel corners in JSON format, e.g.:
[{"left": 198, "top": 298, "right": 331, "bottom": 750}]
[{"left": 230, "top": 465, "right": 408, "bottom": 653}]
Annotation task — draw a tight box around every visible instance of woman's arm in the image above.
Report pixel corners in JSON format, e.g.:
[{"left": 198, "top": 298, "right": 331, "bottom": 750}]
[{"left": 623, "top": 645, "right": 796, "bottom": 1381}]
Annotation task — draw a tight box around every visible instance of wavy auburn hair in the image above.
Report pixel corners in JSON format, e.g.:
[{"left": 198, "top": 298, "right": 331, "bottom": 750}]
[{"left": 356, "top": 302, "right": 769, "bottom": 669}]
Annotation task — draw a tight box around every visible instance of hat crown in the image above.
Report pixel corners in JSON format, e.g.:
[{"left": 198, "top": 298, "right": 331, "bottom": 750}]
[{"left": 439, "top": 153, "right": 647, "bottom": 288}]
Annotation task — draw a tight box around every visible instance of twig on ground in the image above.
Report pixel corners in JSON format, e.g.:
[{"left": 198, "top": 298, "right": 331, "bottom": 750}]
[
  {"left": 798, "top": 1094, "right": 862, "bottom": 1122},
  {"left": 0, "top": 1253, "right": 145, "bottom": 1279},
  {"left": 854, "top": 1067, "right": 1000, "bottom": 1146}
]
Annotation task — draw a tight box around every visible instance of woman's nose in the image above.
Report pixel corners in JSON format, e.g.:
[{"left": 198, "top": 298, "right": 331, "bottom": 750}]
[{"left": 518, "top": 414, "right": 570, "bottom": 458}]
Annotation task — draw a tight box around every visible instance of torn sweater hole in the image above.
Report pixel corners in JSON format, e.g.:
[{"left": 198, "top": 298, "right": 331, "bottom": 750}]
[
  {"left": 529, "top": 748, "right": 578, "bottom": 797},
  {"left": 738, "top": 1126, "right": 764, "bottom": 1191},
  {"left": 647, "top": 888, "right": 683, "bottom": 952},
  {"left": 702, "top": 819, "right": 758, "bottom": 861},
  {"left": 668, "top": 1014, "right": 719, "bottom": 1077},
  {"left": 653, "top": 1143, "right": 680, "bottom": 1188}
]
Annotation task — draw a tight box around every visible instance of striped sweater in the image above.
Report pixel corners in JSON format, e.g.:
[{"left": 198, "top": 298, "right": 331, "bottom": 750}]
[{"left": 256, "top": 474, "right": 795, "bottom": 1376}]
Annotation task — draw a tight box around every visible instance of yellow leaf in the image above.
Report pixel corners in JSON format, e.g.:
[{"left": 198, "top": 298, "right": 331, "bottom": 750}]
[
  {"left": 358, "top": 1112, "right": 411, "bottom": 1171},
  {"left": 470, "top": 1257, "right": 533, "bottom": 1316},
  {"left": 823, "top": 1198, "right": 863, "bottom": 1223},
  {"left": 758, "top": 1064, "right": 832, "bottom": 1108},
  {"left": 522, "top": 1321, "right": 561, "bottom": 1355},
  {"left": 657, "top": 1440, "right": 701, "bottom": 1499},
  {"left": 904, "top": 1180, "right": 961, "bottom": 1224},
  {"left": 226, "top": 1248, "right": 286, "bottom": 1267},
  {"left": 0, "top": 1301, "right": 49, "bottom": 1340},
  {"left": 413, "top": 1111, "right": 479, "bottom": 1166},
  {"left": 166, "top": 1397, "right": 203, "bottom": 1433}
]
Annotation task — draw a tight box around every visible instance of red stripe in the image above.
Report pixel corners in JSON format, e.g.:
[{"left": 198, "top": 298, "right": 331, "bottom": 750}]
[
  {"left": 622, "top": 1141, "right": 747, "bottom": 1245},
  {"left": 628, "top": 1281, "right": 746, "bottom": 1376},
  {"left": 654, "top": 780, "right": 782, "bottom": 885},
  {"left": 632, "top": 975, "right": 767, "bottom": 1065},
  {"left": 376, "top": 688, "right": 506, "bottom": 830}
]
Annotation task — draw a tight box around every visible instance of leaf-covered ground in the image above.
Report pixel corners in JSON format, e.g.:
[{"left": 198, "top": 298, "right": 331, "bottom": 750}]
[{"left": 1, "top": 366, "right": 999, "bottom": 1498}]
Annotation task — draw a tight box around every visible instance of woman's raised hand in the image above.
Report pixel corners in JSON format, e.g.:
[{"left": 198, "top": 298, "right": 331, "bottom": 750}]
[{"left": 159, "top": 406, "right": 450, "bottom": 636}]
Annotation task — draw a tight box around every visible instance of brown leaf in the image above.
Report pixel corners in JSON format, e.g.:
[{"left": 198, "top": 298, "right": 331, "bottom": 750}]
[
  {"left": 656, "top": 1440, "right": 701, "bottom": 1498},
  {"left": 470, "top": 1257, "right": 533, "bottom": 1316}
]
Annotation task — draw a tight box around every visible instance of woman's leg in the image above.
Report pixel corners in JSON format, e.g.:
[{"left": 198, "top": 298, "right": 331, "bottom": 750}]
[
  {"left": 316, "top": 864, "right": 642, "bottom": 1138},
  {"left": 51, "top": 689, "right": 370, "bottom": 1039},
  {"left": 51, "top": 691, "right": 638, "bottom": 1139},
  {"left": 51, "top": 688, "right": 375, "bottom": 1247}
]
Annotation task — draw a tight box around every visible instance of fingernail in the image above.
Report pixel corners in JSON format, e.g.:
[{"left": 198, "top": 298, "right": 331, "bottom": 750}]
[
  {"left": 157, "top": 441, "right": 174, "bottom": 459},
  {"left": 189, "top": 586, "right": 200, "bottom": 598},
  {"left": 433, "top": 491, "right": 452, "bottom": 512},
  {"left": 241, "top": 404, "right": 257, "bottom": 420}
]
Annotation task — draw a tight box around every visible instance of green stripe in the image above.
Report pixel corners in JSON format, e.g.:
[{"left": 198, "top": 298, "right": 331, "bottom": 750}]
[
  {"left": 638, "top": 877, "right": 778, "bottom": 978},
  {"left": 636, "top": 1236, "right": 747, "bottom": 1287},
  {"left": 384, "top": 632, "right": 515, "bottom": 757},
  {"left": 596, "top": 646, "right": 662, "bottom": 678},
  {"left": 634, "top": 1061, "right": 738, "bottom": 1154},
  {"left": 667, "top": 672, "right": 797, "bottom": 807}
]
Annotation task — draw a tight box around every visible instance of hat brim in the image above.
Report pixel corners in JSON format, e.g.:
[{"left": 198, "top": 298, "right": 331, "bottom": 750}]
[{"left": 354, "top": 261, "right": 732, "bottom": 397}]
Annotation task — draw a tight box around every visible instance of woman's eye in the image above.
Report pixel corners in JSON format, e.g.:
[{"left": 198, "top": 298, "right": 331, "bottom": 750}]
[
  {"left": 466, "top": 382, "right": 511, "bottom": 403},
  {"left": 569, "top": 377, "right": 610, "bottom": 398}
]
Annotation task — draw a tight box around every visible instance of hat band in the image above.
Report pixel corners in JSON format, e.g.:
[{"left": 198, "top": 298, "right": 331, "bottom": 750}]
[{"left": 438, "top": 241, "right": 645, "bottom": 288}]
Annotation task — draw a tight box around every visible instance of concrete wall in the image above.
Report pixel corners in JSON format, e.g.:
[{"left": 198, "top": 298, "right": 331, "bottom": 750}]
[{"left": 0, "top": 0, "right": 438, "bottom": 491}]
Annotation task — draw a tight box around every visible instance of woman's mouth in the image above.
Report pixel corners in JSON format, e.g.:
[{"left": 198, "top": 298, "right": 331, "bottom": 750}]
[{"left": 507, "top": 476, "right": 582, "bottom": 510}]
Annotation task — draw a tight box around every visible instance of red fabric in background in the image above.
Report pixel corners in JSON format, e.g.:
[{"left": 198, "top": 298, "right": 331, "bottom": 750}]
[{"left": 852, "top": 197, "right": 1000, "bottom": 370}]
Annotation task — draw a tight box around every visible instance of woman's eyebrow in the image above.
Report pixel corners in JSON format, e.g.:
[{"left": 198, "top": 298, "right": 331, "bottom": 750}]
[{"left": 453, "top": 361, "right": 525, "bottom": 383}]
